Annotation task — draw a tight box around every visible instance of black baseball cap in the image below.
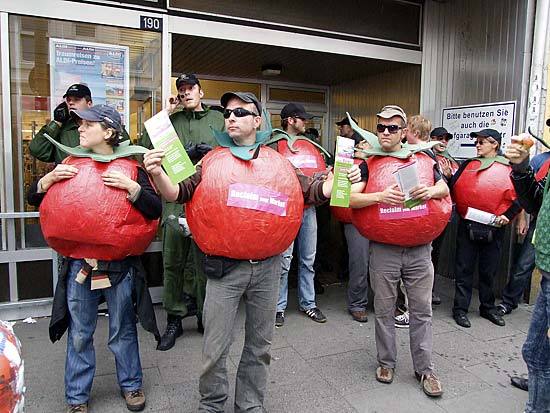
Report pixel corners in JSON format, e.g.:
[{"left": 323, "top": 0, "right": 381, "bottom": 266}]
[
  {"left": 431, "top": 127, "right": 452, "bottom": 139},
  {"left": 220, "top": 91, "right": 262, "bottom": 115},
  {"left": 63, "top": 83, "right": 91, "bottom": 99},
  {"left": 71, "top": 104, "right": 122, "bottom": 132},
  {"left": 175, "top": 73, "right": 201, "bottom": 89},
  {"left": 470, "top": 128, "right": 502, "bottom": 144},
  {"left": 280, "top": 103, "right": 314, "bottom": 120},
  {"left": 336, "top": 116, "right": 358, "bottom": 126}
]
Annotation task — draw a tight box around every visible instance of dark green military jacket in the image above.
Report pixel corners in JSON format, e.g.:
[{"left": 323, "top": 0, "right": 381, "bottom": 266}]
[
  {"left": 139, "top": 104, "right": 224, "bottom": 220},
  {"left": 139, "top": 105, "right": 224, "bottom": 149}
]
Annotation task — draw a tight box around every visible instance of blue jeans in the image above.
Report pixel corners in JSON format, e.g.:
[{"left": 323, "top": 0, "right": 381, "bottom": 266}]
[
  {"left": 523, "top": 271, "right": 550, "bottom": 413},
  {"left": 65, "top": 259, "right": 142, "bottom": 405},
  {"left": 277, "top": 206, "right": 317, "bottom": 311},
  {"left": 501, "top": 223, "right": 536, "bottom": 309}
]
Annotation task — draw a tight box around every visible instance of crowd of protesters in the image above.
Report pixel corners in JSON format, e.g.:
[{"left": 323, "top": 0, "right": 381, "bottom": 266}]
[{"left": 23, "top": 76, "right": 550, "bottom": 413}]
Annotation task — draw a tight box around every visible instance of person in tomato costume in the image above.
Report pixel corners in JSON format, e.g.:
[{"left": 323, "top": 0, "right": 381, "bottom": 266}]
[
  {"left": 143, "top": 92, "right": 360, "bottom": 413},
  {"left": 450, "top": 129, "right": 522, "bottom": 329},
  {"left": 269, "top": 103, "right": 331, "bottom": 326},
  {"left": 27, "top": 105, "right": 161, "bottom": 413},
  {"left": 0, "top": 321, "right": 24, "bottom": 413},
  {"left": 350, "top": 105, "right": 450, "bottom": 398}
]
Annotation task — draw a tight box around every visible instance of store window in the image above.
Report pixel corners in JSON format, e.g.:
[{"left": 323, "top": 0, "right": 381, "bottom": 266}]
[{"left": 8, "top": 15, "right": 162, "bottom": 250}]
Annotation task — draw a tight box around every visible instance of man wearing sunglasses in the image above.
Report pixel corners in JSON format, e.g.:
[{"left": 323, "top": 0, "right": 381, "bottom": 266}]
[
  {"left": 140, "top": 74, "right": 225, "bottom": 351},
  {"left": 143, "top": 91, "right": 361, "bottom": 412},
  {"left": 350, "top": 105, "right": 449, "bottom": 397}
]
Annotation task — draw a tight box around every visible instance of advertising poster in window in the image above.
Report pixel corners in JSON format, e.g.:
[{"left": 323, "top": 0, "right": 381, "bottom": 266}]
[
  {"left": 441, "top": 101, "right": 516, "bottom": 159},
  {"left": 49, "top": 38, "right": 130, "bottom": 133}
]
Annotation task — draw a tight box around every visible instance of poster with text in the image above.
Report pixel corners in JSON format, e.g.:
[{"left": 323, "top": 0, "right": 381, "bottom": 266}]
[
  {"left": 49, "top": 38, "right": 130, "bottom": 133},
  {"left": 441, "top": 101, "right": 516, "bottom": 159}
]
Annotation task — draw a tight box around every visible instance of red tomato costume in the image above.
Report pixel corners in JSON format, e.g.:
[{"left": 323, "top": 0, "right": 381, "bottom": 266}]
[
  {"left": 276, "top": 139, "right": 326, "bottom": 177},
  {"left": 452, "top": 160, "right": 517, "bottom": 219},
  {"left": 352, "top": 153, "right": 452, "bottom": 247},
  {"left": 186, "top": 147, "right": 304, "bottom": 260},
  {"left": 0, "top": 322, "right": 24, "bottom": 413},
  {"left": 39, "top": 157, "right": 159, "bottom": 261}
]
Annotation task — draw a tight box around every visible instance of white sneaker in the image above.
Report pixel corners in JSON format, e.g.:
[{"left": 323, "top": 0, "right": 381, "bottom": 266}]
[{"left": 394, "top": 311, "right": 409, "bottom": 328}]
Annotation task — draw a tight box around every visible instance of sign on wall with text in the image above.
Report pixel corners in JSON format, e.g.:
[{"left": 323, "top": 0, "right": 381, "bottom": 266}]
[
  {"left": 442, "top": 101, "right": 516, "bottom": 159},
  {"left": 49, "top": 38, "right": 130, "bottom": 132}
]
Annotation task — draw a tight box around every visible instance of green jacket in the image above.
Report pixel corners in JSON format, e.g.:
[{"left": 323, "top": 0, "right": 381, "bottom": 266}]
[
  {"left": 139, "top": 105, "right": 224, "bottom": 149},
  {"left": 30, "top": 119, "right": 130, "bottom": 164},
  {"left": 139, "top": 105, "right": 224, "bottom": 220}
]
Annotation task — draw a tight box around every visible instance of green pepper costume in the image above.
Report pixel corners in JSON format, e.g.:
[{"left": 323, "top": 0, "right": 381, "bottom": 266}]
[{"left": 140, "top": 106, "right": 224, "bottom": 321}]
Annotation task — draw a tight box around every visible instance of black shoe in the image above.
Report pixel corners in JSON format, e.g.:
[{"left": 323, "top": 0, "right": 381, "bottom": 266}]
[
  {"left": 496, "top": 304, "right": 513, "bottom": 316},
  {"left": 301, "top": 307, "right": 327, "bottom": 323},
  {"left": 480, "top": 311, "right": 505, "bottom": 326},
  {"left": 157, "top": 315, "right": 183, "bottom": 351},
  {"left": 453, "top": 312, "right": 471, "bottom": 328},
  {"left": 510, "top": 376, "right": 528, "bottom": 391},
  {"left": 275, "top": 311, "right": 285, "bottom": 327},
  {"left": 432, "top": 293, "right": 442, "bottom": 306},
  {"left": 181, "top": 293, "right": 198, "bottom": 319}
]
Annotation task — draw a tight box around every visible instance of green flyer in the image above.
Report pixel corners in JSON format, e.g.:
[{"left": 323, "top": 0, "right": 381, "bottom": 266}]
[
  {"left": 144, "top": 110, "right": 195, "bottom": 184},
  {"left": 330, "top": 136, "right": 355, "bottom": 207}
]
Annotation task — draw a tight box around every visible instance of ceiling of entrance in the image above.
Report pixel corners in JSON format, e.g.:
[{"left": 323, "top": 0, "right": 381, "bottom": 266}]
[{"left": 172, "top": 35, "right": 411, "bottom": 86}]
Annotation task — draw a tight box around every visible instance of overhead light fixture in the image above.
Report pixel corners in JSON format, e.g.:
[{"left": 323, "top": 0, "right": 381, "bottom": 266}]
[{"left": 261, "top": 64, "right": 282, "bottom": 76}]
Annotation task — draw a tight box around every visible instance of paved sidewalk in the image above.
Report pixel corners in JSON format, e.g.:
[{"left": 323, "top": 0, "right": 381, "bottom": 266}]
[{"left": 15, "top": 276, "right": 530, "bottom": 412}]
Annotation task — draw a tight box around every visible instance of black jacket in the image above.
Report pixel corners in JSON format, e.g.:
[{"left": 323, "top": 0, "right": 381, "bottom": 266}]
[
  {"left": 49, "top": 256, "right": 160, "bottom": 343},
  {"left": 510, "top": 159, "right": 546, "bottom": 215}
]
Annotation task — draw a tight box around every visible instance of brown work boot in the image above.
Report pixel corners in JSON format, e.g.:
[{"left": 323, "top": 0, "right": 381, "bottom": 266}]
[
  {"left": 349, "top": 309, "right": 368, "bottom": 323},
  {"left": 415, "top": 372, "right": 443, "bottom": 397},
  {"left": 67, "top": 403, "right": 88, "bottom": 413},
  {"left": 121, "top": 388, "right": 146, "bottom": 411},
  {"left": 375, "top": 366, "right": 394, "bottom": 383}
]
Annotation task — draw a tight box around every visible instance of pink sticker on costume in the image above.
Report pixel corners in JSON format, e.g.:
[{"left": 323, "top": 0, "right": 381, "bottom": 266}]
[
  {"left": 227, "top": 183, "right": 289, "bottom": 216},
  {"left": 378, "top": 203, "right": 429, "bottom": 220},
  {"left": 287, "top": 155, "right": 318, "bottom": 169}
]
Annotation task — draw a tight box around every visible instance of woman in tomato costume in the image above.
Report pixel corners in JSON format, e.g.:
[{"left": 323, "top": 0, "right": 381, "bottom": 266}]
[
  {"left": 450, "top": 129, "right": 521, "bottom": 329},
  {"left": 27, "top": 105, "right": 161, "bottom": 413}
]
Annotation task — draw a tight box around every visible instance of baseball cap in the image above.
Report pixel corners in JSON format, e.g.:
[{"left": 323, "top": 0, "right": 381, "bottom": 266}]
[
  {"left": 376, "top": 105, "right": 407, "bottom": 124},
  {"left": 220, "top": 91, "right": 262, "bottom": 115},
  {"left": 430, "top": 127, "right": 453, "bottom": 139},
  {"left": 175, "top": 73, "right": 201, "bottom": 89},
  {"left": 71, "top": 104, "right": 122, "bottom": 132},
  {"left": 63, "top": 84, "right": 91, "bottom": 99},
  {"left": 280, "top": 103, "right": 314, "bottom": 120},
  {"left": 336, "top": 116, "right": 359, "bottom": 126},
  {"left": 469, "top": 128, "right": 502, "bottom": 144}
]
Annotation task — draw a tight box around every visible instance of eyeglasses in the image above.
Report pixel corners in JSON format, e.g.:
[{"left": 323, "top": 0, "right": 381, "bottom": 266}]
[
  {"left": 376, "top": 124, "right": 403, "bottom": 134},
  {"left": 433, "top": 135, "right": 452, "bottom": 142},
  {"left": 223, "top": 107, "right": 259, "bottom": 119},
  {"left": 475, "top": 138, "right": 496, "bottom": 146}
]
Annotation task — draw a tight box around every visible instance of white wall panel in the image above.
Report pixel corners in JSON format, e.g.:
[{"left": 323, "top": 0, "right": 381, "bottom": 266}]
[{"left": 421, "top": 0, "right": 529, "bottom": 129}]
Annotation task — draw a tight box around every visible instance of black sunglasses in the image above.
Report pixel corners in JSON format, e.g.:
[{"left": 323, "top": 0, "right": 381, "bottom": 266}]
[
  {"left": 223, "top": 107, "right": 259, "bottom": 119},
  {"left": 434, "top": 135, "right": 452, "bottom": 142},
  {"left": 376, "top": 124, "right": 403, "bottom": 134}
]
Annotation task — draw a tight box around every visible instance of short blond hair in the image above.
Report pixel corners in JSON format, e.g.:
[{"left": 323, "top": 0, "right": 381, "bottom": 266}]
[{"left": 407, "top": 115, "right": 432, "bottom": 142}]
